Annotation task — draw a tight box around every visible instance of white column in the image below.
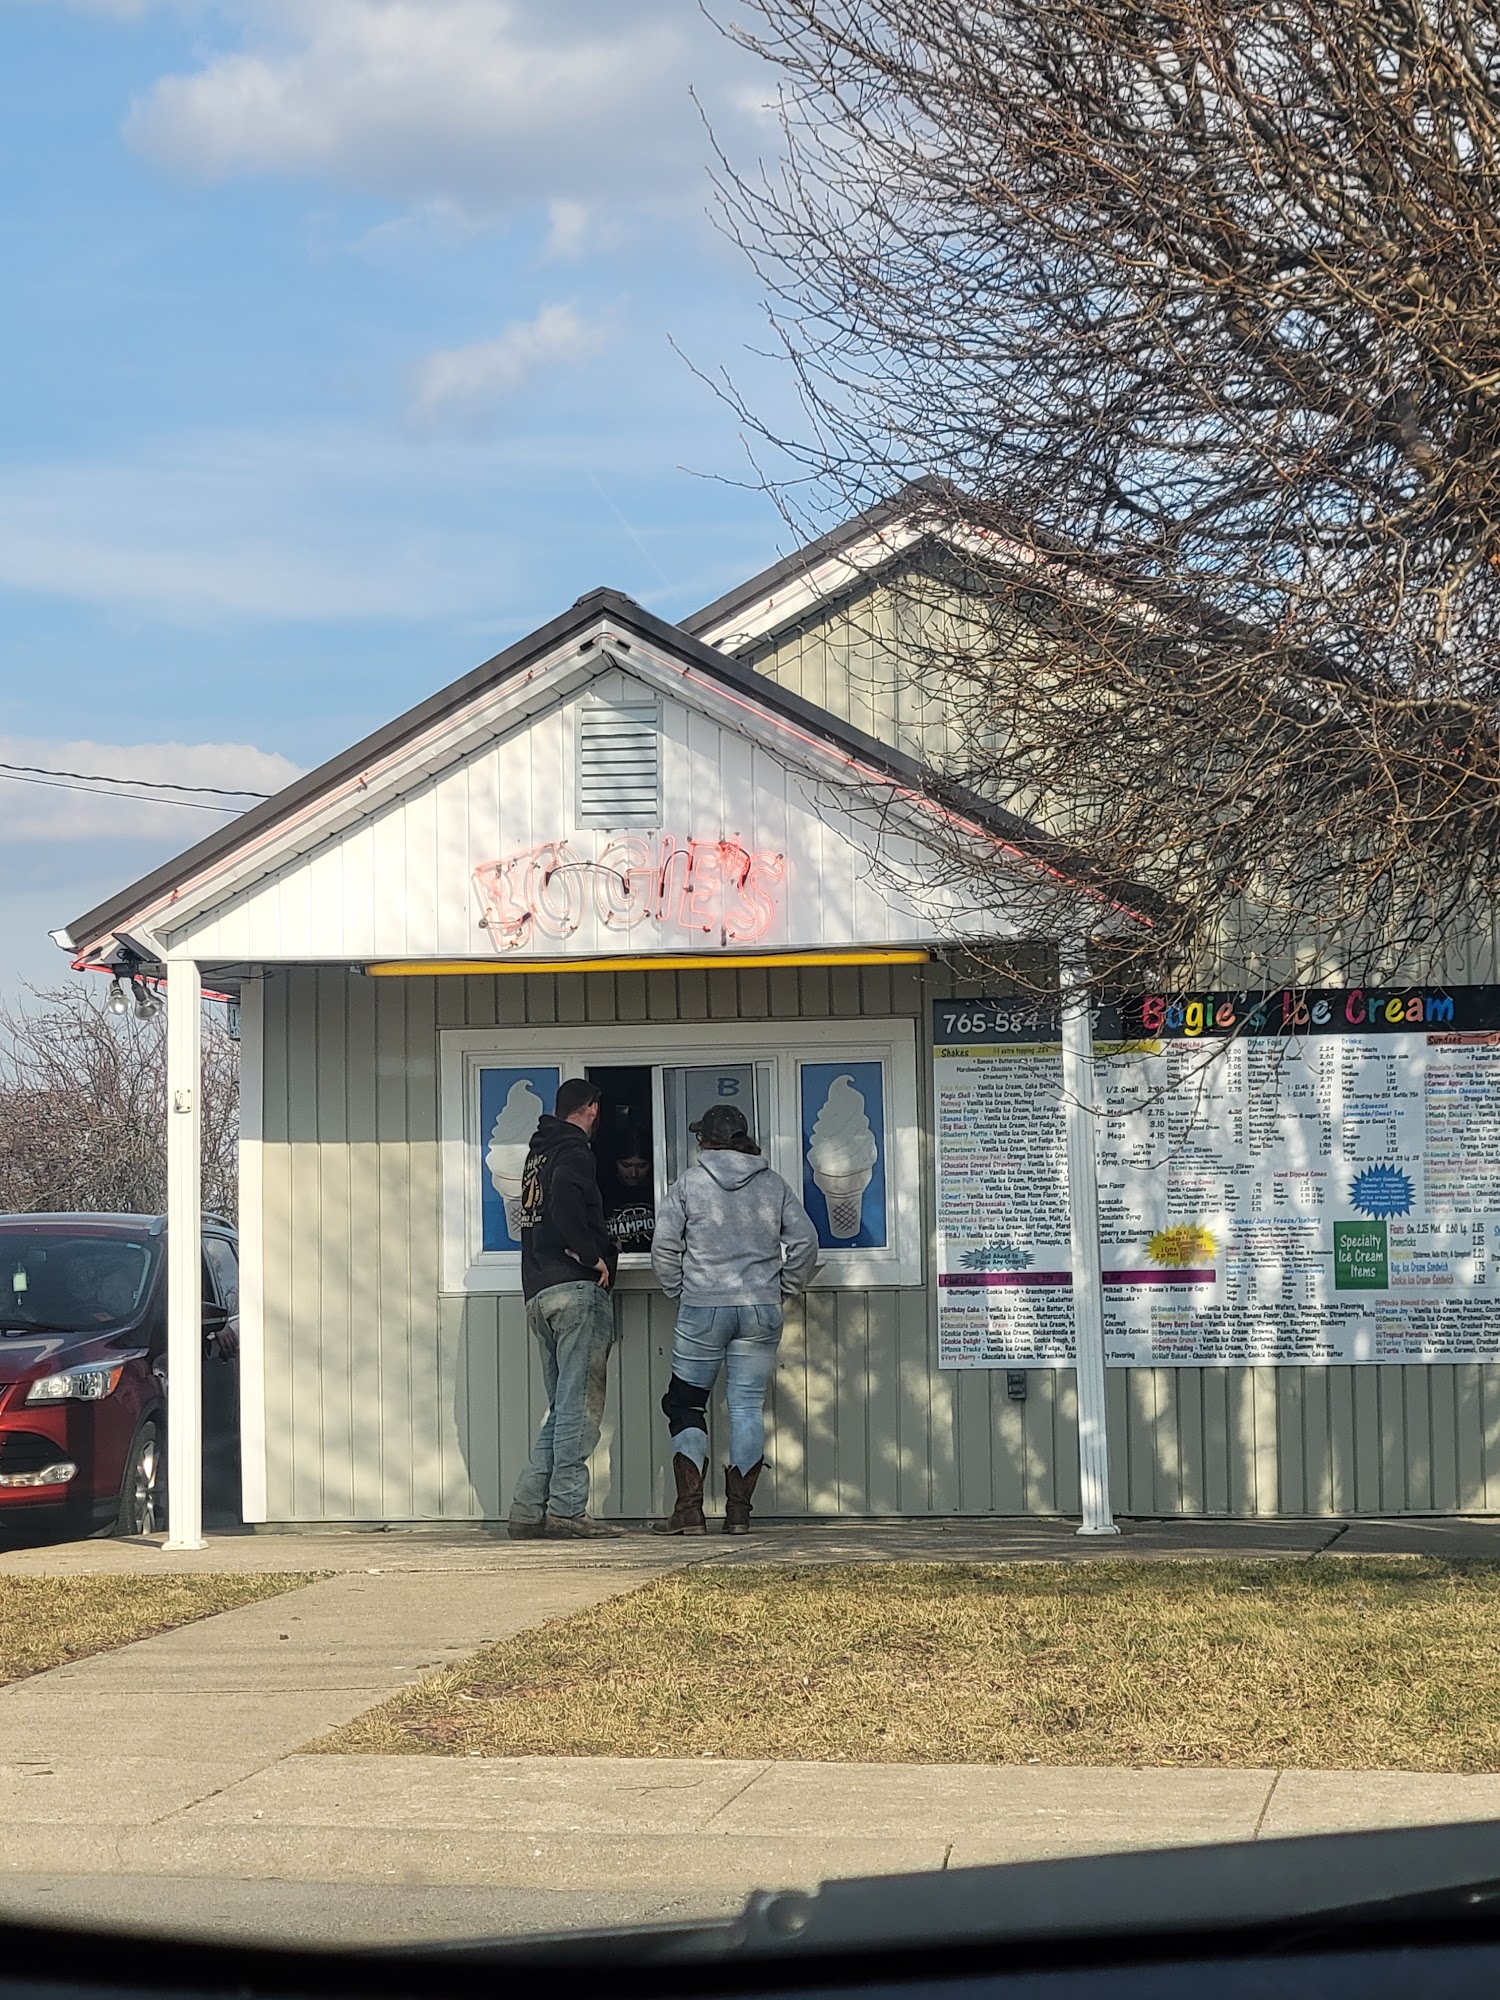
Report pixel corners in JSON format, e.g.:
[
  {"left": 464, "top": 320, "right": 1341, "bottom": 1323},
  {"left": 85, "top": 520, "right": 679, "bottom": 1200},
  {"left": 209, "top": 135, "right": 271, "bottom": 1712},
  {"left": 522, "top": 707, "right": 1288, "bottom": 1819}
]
[
  {"left": 1060, "top": 943, "right": 1118, "bottom": 1535},
  {"left": 236, "top": 976, "right": 267, "bottom": 1523},
  {"left": 165, "top": 955, "right": 206, "bottom": 1550}
]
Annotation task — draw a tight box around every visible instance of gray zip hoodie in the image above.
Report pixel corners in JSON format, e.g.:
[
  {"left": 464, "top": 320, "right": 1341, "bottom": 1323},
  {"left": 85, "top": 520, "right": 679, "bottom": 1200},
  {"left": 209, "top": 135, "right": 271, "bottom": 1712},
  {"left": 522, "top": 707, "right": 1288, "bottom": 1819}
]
[{"left": 651, "top": 1149, "right": 819, "bottom": 1306}]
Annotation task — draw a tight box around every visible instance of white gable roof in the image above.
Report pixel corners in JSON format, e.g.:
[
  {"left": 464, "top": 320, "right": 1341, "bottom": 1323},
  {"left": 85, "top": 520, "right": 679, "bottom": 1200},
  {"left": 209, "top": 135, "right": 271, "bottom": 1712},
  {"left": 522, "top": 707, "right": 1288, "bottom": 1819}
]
[{"left": 70, "top": 591, "right": 1157, "bottom": 967}]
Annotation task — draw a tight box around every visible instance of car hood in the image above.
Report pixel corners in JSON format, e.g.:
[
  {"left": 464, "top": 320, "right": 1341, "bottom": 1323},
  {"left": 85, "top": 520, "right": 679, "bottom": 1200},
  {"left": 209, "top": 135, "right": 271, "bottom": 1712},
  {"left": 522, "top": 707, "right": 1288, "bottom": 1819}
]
[{"left": 0, "top": 1328, "right": 131, "bottom": 1386}]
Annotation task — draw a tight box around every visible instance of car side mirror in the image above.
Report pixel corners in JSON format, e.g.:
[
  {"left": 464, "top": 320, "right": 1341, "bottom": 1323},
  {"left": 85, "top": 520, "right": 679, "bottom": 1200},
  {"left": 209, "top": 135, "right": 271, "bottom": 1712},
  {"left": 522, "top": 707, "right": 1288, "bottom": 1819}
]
[{"left": 202, "top": 1300, "right": 230, "bottom": 1335}]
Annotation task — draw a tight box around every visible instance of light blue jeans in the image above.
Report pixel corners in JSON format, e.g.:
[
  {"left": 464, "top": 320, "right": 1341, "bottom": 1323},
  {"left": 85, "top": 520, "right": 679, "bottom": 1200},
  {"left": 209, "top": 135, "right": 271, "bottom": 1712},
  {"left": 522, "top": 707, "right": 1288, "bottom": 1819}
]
[
  {"left": 669, "top": 1303, "right": 783, "bottom": 1474},
  {"left": 511, "top": 1281, "right": 616, "bottom": 1521}
]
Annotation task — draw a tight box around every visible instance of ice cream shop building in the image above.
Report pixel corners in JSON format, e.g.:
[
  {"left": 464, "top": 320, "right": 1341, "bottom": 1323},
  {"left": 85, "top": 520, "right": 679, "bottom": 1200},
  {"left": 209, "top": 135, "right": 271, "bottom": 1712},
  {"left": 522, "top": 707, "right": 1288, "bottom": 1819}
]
[{"left": 64, "top": 497, "right": 1500, "bottom": 1538}]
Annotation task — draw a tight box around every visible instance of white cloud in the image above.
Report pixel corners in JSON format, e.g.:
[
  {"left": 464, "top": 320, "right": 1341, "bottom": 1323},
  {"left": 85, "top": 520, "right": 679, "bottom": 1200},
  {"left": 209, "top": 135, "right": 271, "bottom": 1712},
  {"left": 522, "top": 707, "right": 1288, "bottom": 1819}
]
[
  {"left": 124, "top": 0, "right": 763, "bottom": 223},
  {"left": 0, "top": 734, "right": 302, "bottom": 846},
  {"left": 412, "top": 305, "right": 606, "bottom": 431}
]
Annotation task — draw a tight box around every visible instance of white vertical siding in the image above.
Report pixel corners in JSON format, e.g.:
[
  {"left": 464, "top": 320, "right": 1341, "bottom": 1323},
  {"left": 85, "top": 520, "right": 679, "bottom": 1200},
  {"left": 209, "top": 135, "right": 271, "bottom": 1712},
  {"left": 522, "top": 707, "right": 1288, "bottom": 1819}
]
[{"left": 171, "top": 673, "right": 1031, "bottom": 964}]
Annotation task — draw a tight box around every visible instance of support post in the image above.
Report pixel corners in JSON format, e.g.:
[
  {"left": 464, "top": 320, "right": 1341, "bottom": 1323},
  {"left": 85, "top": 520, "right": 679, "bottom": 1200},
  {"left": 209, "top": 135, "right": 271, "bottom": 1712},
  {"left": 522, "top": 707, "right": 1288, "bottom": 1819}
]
[
  {"left": 236, "top": 975, "right": 267, "bottom": 1524},
  {"left": 1060, "top": 942, "right": 1118, "bottom": 1535},
  {"left": 165, "top": 955, "right": 205, "bottom": 1550}
]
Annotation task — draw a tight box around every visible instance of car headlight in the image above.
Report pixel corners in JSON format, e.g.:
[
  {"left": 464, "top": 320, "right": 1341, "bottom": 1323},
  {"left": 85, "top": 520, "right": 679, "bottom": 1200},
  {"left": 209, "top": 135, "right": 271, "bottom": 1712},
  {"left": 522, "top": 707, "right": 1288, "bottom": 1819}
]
[{"left": 26, "top": 1361, "right": 127, "bottom": 1404}]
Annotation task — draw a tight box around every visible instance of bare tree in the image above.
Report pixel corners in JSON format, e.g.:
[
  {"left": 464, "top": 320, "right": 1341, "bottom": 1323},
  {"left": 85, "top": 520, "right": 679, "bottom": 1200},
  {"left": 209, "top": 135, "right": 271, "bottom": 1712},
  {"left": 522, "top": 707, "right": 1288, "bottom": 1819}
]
[
  {"left": 0, "top": 983, "right": 238, "bottom": 1220},
  {"left": 712, "top": 0, "right": 1500, "bottom": 987}
]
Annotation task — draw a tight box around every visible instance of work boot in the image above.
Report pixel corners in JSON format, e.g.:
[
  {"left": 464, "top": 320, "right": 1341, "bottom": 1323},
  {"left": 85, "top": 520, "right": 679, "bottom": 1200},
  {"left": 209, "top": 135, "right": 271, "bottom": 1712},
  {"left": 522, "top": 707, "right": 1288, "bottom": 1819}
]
[
  {"left": 544, "top": 1513, "right": 624, "bottom": 1539},
  {"left": 653, "top": 1453, "right": 707, "bottom": 1535},
  {"left": 506, "top": 1513, "right": 547, "bottom": 1540},
  {"left": 722, "top": 1459, "right": 763, "bottom": 1535}
]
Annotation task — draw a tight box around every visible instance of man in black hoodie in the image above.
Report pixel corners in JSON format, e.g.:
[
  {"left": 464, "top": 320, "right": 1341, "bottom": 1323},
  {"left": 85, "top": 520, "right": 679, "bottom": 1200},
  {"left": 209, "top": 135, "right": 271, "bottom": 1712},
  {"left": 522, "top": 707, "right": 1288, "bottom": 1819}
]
[{"left": 508, "top": 1078, "right": 623, "bottom": 1540}]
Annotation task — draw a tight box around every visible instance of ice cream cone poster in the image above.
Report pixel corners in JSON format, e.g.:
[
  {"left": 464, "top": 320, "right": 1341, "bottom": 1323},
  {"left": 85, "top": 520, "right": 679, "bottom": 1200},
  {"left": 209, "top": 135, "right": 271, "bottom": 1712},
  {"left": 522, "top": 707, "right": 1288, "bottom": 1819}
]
[
  {"left": 479, "top": 1067, "right": 559, "bottom": 1251},
  {"left": 801, "top": 1062, "right": 887, "bottom": 1249}
]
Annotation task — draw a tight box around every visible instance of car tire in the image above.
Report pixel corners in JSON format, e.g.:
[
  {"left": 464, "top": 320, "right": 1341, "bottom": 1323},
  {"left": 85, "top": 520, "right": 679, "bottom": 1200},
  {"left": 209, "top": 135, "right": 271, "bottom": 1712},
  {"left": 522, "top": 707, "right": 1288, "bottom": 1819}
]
[{"left": 114, "top": 1419, "right": 163, "bottom": 1538}]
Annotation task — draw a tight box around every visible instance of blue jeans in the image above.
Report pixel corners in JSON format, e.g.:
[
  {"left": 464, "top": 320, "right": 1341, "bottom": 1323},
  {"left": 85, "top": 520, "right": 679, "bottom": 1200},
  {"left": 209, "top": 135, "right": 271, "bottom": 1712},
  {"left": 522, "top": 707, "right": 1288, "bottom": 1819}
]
[
  {"left": 669, "top": 1303, "right": 783, "bottom": 1475},
  {"left": 511, "top": 1281, "right": 616, "bottom": 1521}
]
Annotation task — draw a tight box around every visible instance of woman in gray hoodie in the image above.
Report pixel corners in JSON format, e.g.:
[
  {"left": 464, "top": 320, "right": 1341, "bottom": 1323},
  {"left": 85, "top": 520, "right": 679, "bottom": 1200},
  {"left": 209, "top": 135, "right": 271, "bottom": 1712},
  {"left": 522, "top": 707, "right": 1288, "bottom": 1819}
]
[{"left": 650, "top": 1104, "right": 818, "bottom": 1534}]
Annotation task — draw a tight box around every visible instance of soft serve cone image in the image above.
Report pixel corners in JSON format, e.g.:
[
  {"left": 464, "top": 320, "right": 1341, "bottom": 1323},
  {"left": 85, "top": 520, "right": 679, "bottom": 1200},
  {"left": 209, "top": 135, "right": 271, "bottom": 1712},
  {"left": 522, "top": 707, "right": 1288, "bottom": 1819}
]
[
  {"left": 485, "top": 1079, "right": 544, "bottom": 1237},
  {"left": 807, "top": 1074, "right": 878, "bottom": 1239}
]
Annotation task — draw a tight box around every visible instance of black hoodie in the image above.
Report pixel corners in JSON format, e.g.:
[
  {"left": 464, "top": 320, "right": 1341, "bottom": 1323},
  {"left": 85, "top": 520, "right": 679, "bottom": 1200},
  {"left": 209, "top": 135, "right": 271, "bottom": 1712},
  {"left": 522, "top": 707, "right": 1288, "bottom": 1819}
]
[{"left": 518, "top": 1115, "right": 619, "bottom": 1303}]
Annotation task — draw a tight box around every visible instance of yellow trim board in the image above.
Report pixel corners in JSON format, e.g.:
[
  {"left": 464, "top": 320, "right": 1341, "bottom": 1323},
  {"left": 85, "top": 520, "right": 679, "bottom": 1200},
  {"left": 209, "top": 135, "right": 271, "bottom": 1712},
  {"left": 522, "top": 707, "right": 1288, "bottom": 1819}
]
[{"left": 365, "top": 948, "right": 932, "bottom": 977}]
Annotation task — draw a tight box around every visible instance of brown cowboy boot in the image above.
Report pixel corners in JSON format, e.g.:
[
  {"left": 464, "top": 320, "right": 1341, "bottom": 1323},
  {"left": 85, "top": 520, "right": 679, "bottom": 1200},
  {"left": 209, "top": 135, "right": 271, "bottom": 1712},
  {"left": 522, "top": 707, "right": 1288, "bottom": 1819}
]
[
  {"left": 653, "top": 1453, "right": 707, "bottom": 1535},
  {"left": 722, "top": 1459, "right": 763, "bottom": 1534}
]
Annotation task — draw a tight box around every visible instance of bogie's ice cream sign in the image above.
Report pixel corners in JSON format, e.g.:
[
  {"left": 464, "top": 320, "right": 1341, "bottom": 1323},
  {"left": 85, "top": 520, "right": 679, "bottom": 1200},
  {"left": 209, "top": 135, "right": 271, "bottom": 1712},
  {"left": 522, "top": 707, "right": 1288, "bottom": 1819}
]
[
  {"left": 473, "top": 835, "right": 785, "bottom": 952},
  {"left": 1134, "top": 987, "right": 1467, "bottom": 1037},
  {"left": 933, "top": 988, "right": 1500, "bottom": 1370}
]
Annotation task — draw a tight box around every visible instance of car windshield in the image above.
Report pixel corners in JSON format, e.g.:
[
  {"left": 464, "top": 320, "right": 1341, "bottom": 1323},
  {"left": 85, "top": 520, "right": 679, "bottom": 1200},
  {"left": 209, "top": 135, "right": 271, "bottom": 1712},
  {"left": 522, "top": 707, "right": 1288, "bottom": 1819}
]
[{"left": 0, "top": 1233, "right": 156, "bottom": 1331}]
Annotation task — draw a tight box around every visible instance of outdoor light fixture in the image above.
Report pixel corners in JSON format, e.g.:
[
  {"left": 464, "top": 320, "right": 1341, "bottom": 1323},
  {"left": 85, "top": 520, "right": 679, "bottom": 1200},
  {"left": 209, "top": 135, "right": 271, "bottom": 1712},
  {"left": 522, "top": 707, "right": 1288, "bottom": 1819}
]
[
  {"left": 132, "top": 978, "right": 162, "bottom": 1020},
  {"left": 106, "top": 978, "right": 129, "bottom": 1017}
]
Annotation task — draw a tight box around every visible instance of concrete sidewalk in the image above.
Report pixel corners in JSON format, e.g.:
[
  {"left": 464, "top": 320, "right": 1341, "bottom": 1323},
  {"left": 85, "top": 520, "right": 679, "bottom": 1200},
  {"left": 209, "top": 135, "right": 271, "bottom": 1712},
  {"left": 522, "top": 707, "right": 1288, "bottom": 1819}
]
[
  {"left": 2, "top": 1517, "right": 1499, "bottom": 1947},
  {"left": 4, "top": 1747, "right": 1500, "bottom": 1946},
  {"left": 4, "top": 1511, "right": 1500, "bottom": 1575}
]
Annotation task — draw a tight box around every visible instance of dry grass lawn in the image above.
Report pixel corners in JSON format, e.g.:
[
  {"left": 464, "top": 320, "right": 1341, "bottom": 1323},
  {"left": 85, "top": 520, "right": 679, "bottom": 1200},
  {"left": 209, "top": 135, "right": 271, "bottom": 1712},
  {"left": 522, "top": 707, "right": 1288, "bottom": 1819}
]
[
  {"left": 321, "top": 1558, "right": 1500, "bottom": 1771},
  {"left": 0, "top": 1574, "right": 313, "bottom": 1685}
]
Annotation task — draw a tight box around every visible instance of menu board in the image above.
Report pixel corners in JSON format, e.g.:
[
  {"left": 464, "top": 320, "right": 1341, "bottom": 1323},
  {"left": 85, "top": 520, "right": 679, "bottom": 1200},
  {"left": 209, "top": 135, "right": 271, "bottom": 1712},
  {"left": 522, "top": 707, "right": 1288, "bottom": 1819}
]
[
  {"left": 933, "top": 990, "right": 1500, "bottom": 1369},
  {"left": 934, "top": 1000, "right": 1076, "bottom": 1366}
]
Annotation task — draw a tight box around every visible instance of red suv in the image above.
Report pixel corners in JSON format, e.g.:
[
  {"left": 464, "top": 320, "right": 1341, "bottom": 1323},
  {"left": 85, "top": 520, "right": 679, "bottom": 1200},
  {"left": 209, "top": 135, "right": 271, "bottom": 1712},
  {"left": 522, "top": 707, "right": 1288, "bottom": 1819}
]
[{"left": 0, "top": 1214, "right": 238, "bottom": 1537}]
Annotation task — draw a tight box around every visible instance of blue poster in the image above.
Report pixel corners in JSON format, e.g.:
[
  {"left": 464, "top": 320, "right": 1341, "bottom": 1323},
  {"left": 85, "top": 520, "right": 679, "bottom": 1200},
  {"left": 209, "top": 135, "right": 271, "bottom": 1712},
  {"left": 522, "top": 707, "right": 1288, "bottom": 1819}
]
[
  {"left": 800, "top": 1061, "right": 888, "bottom": 1250},
  {"left": 479, "top": 1066, "right": 560, "bottom": 1251}
]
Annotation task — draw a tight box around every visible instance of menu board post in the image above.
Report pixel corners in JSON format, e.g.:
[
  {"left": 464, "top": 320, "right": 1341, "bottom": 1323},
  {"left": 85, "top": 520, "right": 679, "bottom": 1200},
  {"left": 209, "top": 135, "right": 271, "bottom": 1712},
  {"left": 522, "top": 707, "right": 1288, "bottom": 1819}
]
[{"left": 1061, "top": 948, "right": 1118, "bottom": 1534}]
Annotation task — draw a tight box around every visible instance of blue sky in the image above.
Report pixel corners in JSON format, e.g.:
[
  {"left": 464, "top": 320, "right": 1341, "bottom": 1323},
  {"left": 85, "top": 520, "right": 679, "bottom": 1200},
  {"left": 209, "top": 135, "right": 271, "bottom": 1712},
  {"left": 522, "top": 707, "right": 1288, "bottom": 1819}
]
[{"left": 0, "top": 0, "right": 801, "bottom": 993}]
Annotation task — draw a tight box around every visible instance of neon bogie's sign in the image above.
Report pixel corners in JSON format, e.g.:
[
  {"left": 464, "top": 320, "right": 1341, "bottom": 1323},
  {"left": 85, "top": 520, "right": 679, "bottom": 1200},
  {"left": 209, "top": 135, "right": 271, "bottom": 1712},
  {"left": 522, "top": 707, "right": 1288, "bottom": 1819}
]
[
  {"left": 1131, "top": 987, "right": 1485, "bottom": 1039},
  {"left": 472, "top": 835, "right": 786, "bottom": 952}
]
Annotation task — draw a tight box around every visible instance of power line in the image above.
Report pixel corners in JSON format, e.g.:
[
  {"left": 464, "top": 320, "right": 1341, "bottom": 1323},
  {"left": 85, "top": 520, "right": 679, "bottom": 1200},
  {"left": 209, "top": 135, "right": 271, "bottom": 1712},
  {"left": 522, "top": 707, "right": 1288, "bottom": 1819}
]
[
  {"left": 0, "top": 770, "right": 243, "bottom": 814},
  {"left": 0, "top": 758, "right": 272, "bottom": 799}
]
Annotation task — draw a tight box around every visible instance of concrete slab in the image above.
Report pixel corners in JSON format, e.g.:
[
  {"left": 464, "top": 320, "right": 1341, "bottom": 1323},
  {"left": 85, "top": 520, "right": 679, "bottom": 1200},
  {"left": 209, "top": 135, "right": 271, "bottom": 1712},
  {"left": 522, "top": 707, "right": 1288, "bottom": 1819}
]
[
  {"left": 0, "top": 1533, "right": 698, "bottom": 1578},
  {"left": 10, "top": 1758, "right": 1500, "bottom": 1901},
  {"left": 0, "top": 1822, "right": 954, "bottom": 1893},
  {"left": 0, "top": 1760, "right": 263, "bottom": 1826},
  {"left": 0, "top": 1693, "right": 402, "bottom": 1764},
  {"left": 1330, "top": 1519, "right": 1500, "bottom": 1559},
  {"left": 706, "top": 1521, "right": 1344, "bottom": 1565},
  {"left": 1262, "top": 1768, "right": 1500, "bottom": 1838},
  {"left": 717, "top": 1761, "right": 1277, "bottom": 1856},
  {"left": 9, "top": 1515, "right": 1500, "bottom": 1578},
  {"left": 0, "top": 1874, "right": 737, "bottom": 1948},
  {"left": 184, "top": 1753, "right": 773, "bottom": 1834}
]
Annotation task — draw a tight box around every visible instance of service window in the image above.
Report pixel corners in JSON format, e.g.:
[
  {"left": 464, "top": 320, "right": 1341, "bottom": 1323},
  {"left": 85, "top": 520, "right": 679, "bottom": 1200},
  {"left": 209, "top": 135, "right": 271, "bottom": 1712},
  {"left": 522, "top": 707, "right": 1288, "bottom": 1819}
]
[
  {"left": 588, "top": 1064, "right": 656, "bottom": 1255},
  {"left": 440, "top": 1020, "right": 921, "bottom": 1292}
]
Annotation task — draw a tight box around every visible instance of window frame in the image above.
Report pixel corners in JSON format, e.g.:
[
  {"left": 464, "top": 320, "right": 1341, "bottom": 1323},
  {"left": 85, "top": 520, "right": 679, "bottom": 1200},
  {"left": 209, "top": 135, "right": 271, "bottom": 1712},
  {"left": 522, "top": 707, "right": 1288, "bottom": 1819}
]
[{"left": 439, "top": 1018, "right": 921, "bottom": 1293}]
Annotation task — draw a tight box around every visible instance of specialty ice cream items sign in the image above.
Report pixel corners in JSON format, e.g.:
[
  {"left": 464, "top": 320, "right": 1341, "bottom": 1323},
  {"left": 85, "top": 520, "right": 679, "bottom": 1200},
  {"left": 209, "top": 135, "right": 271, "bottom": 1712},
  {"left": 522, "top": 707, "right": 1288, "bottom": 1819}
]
[
  {"left": 933, "top": 1003, "right": 1076, "bottom": 1367},
  {"left": 933, "top": 991, "right": 1500, "bottom": 1369}
]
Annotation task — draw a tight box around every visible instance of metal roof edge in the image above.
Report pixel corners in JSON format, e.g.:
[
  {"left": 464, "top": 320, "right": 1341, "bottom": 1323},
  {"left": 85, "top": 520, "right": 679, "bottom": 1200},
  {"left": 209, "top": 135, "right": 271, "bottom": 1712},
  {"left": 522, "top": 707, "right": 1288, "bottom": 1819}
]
[{"left": 681, "top": 478, "right": 959, "bottom": 643}]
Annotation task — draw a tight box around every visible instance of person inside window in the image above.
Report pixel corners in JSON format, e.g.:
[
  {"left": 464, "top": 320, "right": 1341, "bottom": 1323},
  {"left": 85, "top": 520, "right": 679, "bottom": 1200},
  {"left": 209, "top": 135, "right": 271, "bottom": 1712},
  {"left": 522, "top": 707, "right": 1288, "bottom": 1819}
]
[{"left": 599, "top": 1129, "right": 655, "bottom": 1254}]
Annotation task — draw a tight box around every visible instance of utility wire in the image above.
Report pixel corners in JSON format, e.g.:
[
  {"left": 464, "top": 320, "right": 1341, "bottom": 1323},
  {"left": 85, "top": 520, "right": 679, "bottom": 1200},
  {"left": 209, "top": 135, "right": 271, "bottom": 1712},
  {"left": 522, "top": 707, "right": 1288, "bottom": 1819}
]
[
  {"left": 0, "top": 769, "right": 244, "bottom": 814},
  {"left": 0, "top": 758, "right": 272, "bottom": 799}
]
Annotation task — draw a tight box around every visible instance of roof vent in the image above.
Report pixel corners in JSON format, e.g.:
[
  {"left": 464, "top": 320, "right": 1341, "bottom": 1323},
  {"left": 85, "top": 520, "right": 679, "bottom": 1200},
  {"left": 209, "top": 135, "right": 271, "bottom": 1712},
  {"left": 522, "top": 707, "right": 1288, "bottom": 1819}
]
[{"left": 576, "top": 699, "right": 661, "bottom": 828}]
